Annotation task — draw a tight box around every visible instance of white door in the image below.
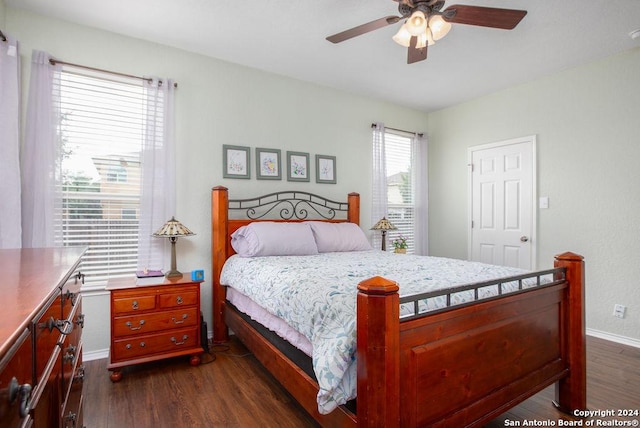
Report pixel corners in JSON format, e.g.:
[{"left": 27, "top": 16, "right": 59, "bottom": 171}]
[{"left": 468, "top": 136, "right": 536, "bottom": 269}]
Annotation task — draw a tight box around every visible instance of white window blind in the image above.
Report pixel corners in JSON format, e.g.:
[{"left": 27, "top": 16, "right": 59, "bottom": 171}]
[
  {"left": 54, "top": 68, "right": 147, "bottom": 286},
  {"left": 384, "top": 130, "right": 416, "bottom": 253}
]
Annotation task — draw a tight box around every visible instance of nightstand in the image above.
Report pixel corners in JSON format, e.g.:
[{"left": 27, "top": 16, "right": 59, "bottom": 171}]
[{"left": 106, "top": 275, "right": 204, "bottom": 382}]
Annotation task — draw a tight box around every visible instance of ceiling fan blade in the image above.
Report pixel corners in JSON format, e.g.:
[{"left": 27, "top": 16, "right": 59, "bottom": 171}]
[
  {"left": 326, "top": 16, "right": 402, "bottom": 44},
  {"left": 407, "top": 36, "right": 428, "bottom": 64},
  {"left": 442, "top": 5, "right": 527, "bottom": 30}
]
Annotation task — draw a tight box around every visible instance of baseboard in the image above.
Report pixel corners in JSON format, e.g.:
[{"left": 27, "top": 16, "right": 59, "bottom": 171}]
[
  {"left": 587, "top": 328, "right": 640, "bottom": 349},
  {"left": 84, "top": 348, "right": 110, "bottom": 362}
]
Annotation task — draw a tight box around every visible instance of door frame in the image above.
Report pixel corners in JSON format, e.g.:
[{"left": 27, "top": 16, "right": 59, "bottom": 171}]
[{"left": 467, "top": 135, "right": 537, "bottom": 269}]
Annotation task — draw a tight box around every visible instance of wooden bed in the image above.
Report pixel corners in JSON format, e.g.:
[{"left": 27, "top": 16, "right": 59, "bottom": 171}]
[{"left": 211, "top": 186, "right": 586, "bottom": 427}]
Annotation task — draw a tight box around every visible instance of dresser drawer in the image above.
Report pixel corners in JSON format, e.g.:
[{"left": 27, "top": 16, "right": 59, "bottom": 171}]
[
  {"left": 113, "top": 307, "right": 199, "bottom": 337},
  {"left": 112, "top": 294, "right": 156, "bottom": 314},
  {"left": 159, "top": 289, "right": 198, "bottom": 309},
  {"left": 61, "top": 298, "right": 83, "bottom": 399},
  {"left": 0, "top": 329, "right": 33, "bottom": 426},
  {"left": 33, "top": 295, "right": 64, "bottom": 383},
  {"left": 111, "top": 327, "right": 199, "bottom": 362},
  {"left": 61, "top": 346, "right": 83, "bottom": 428}
]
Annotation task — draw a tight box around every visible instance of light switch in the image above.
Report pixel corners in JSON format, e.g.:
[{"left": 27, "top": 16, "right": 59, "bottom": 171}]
[{"left": 539, "top": 196, "right": 549, "bottom": 209}]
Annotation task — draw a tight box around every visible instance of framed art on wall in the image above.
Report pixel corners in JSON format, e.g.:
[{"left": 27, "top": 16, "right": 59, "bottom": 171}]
[
  {"left": 256, "top": 147, "right": 282, "bottom": 180},
  {"left": 223, "top": 145, "right": 250, "bottom": 179},
  {"left": 286, "top": 151, "right": 310, "bottom": 182},
  {"left": 316, "top": 154, "right": 336, "bottom": 184}
]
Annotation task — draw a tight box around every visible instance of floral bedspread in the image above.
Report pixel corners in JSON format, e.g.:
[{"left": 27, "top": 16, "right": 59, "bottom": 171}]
[{"left": 220, "top": 250, "right": 534, "bottom": 414}]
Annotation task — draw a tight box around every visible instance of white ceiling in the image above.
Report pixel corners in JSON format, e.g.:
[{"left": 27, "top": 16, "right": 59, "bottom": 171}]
[{"left": 7, "top": 0, "right": 640, "bottom": 112}]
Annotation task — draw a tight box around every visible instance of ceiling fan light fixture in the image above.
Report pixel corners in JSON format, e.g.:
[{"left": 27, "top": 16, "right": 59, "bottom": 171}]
[
  {"left": 406, "top": 10, "right": 427, "bottom": 36},
  {"left": 428, "top": 14, "right": 452, "bottom": 41},
  {"left": 392, "top": 23, "right": 412, "bottom": 47},
  {"left": 416, "top": 28, "right": 435, "bottom": 49}
]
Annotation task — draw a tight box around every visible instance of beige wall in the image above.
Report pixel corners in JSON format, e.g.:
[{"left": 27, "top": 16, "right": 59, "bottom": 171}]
[
  {"left": 427, "top": 47, "right": 640, "bottom": 343},
  {"left": 6, "top": 7, "right": 428, "bottom": 356}
]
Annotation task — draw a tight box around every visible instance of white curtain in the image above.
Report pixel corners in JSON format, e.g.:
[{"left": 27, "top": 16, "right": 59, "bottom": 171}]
[
  {"left": 137, "top": 77, "right": 177, "bottom": 271},
  {"left": 412, "top": 132, "right": 429, "bottom": 255},
  {"left": 371, "top": 122, "right": 388, "bottom": 249},
  {"left": 21, "top": 50, "right": 61, "bottom": 248},
  {"left": 0, "top": 34, "right": 22, "bottom": 248}
]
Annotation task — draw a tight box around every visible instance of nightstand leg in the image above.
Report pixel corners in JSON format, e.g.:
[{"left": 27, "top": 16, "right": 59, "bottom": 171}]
[
  {"left": 189, "top": 354, "right": 201, "bottom": 366},
  {"left": 109, "top": 370, "right": 122, "bottom": 382}
]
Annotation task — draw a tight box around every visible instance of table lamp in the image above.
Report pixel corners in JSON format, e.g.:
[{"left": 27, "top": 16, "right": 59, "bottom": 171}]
[
  {"left": 370, "top": 217, "right": 397, "bottom": 251},
  {"left": 152, "top": 217, "right": 195, "bottom": 278}
]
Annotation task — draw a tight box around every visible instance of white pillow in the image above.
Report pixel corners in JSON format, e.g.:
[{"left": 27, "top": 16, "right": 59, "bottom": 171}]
[
  {"left": 231, "top": 222, "right": 319, "bottom": 257},
  {"left": 306, "top": 221, "right": 372, "bottom": 252}
]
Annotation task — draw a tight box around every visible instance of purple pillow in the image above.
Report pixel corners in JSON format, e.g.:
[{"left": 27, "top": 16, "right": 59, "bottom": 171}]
[
  {"left": 231, "top": 222, "right": 319, "bottom": 257},
  {"left": 306, "top": 221, "right": 372, "bottom": 252}
]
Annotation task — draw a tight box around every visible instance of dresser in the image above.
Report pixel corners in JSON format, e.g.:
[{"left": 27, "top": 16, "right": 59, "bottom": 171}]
[
  {"left": 106, "top": 276, "right": 204, "bottom": 381},
  {"left": 0, "top": 247, "right": 86, "bottom": 428}
]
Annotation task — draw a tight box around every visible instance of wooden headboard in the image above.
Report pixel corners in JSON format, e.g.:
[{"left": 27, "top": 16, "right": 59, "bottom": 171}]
[{"left": 210, "top": 186, "right": 360, "bottom": 341}]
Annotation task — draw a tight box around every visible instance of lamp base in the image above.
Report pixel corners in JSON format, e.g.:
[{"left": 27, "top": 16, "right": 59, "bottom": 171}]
[{"left": 165, "top": 270, "right": 183, "bottom": 278}]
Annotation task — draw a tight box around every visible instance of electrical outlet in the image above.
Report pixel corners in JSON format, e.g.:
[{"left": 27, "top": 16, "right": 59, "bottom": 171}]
[{"left": 613, "top": 304, "right": 626, "bottom": 319}]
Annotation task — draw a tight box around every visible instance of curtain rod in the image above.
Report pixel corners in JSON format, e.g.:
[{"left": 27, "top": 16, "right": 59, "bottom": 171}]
[
  {"left": 48, "top": 58, "right": 178, "bottom": 88},
  {"left": 0, "top": 29, "right": 6, "bottom": 42},
  {"left": 371, "top": 123, "right": 423, "bottom": 137}
]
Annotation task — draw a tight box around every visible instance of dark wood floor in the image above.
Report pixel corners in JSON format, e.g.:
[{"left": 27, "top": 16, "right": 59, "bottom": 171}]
[{"left": 84, "top": 335, "right": 639, "bottom": 427}]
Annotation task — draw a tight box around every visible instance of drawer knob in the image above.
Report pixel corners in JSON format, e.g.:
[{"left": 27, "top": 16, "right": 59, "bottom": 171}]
[
  {"left": 63, "top": 289, "right": 79, "bottom": 307},
  {"left": 170, "top": 335, "right": 188, "bottom": 346},
  {"left": 75, "top": 313, "right": 85, "bottom": 328},
  {"left": 126, "top": 343, "right": 132, "bottom": 349},
  {"left": 140, "top": 341, "right": 146, "bottom": 348},
  {"left": 125, "top": 319, "right": 146, "bottom": 331},
  {"left": 132, "top": 300, "right": 139, "bottom": 310},
  {"left": 171, "top": 314, "right": 188, "bottom": 324},
  {"left": 8, "top": 377, "right": 32, "bottom": 418},
  {"left": 73, "top": 366, "right": 86, "bottom": 383},
  {"left": 176, "top": 296, "right": 183, "bottom": 305}
]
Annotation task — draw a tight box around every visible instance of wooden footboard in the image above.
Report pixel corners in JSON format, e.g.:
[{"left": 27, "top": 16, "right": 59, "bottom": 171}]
[
  {"left": 211, "top": 187, "right": 586, "bottom": 427},
  {"left": 357, "top": 253, "right": 585, "bottom": 427}
]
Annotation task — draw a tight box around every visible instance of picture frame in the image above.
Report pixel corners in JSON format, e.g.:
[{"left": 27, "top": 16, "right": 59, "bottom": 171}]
[
  {"left": 315, "top": 154, "right": 336, "bottom": 184},
  {"left": 223, "top": 145, "right": 250, "bottom": 179},
  {"left": 286, "top": 151, "right": 310, "bottom": 182},
  {"left": 255, "top": 147, "right": 282, "bottom": 180}
]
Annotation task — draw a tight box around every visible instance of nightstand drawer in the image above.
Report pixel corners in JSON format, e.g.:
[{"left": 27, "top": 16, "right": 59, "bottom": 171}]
[
  {"left": 112, "top": 294, "right": 156, "bottom": 314},
  {"left": 111, "top": 327, "right": 199, "bottom": 361},
  {"left": 159, "top": 290, "right": 198, "bottom": 309},
  {"left": 113, "top": 307, "right": 199, "bottom": 337}
]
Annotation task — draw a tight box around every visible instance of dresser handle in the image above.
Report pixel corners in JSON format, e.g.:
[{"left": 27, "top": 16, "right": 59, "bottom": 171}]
[
  {"left": 131, "top": 300, "right": 139, "bottom": 310},
  {"left": 125, "top": 320, "right": 145, "bottom": 331},
  {"left": 170, "top": 335, "right": 188, "bottom": 346},
  {"left": 39, "top": 317, "right": 73, "bottom": 335},
  {"left": 8, "top": 377, "right": 32, "bottom": 418},
  {"left": 171, "top": 314, "right": 188, "bottom": 324},
  {"left": 125, "top": 343, "right": 132, "bottom": 349},
  {"left": 140, "top": 342, "right": 146, "bottom": 347},
  {"left": 176, "top": 296, "right": 183, "bottom": 305}
]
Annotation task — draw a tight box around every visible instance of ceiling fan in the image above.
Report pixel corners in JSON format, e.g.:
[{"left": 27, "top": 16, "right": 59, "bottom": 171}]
[{"left": 326, "top": 0, "right": 527, "bottom": 64}]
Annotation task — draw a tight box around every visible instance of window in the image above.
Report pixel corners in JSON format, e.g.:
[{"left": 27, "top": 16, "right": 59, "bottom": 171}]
[
  {"left": 55, "top": 69, "right": 146, "bottom": 286},
  {"left": 383, "top": 130, "right": 416, "bottom": 253},
  {"left": 372, "top": 125, "right": 427, "bottom": 255}
]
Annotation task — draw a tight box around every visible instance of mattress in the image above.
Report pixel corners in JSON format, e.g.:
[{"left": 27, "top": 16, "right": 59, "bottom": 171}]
[{"left": 220, "top": 250, "right": 537, "bottom": 414}]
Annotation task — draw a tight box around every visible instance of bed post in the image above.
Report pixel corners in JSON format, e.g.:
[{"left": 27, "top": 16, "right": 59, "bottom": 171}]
[
  {"left": 357, "top": 276, "right": 400, "bottom": 428},
  {"left": 553, "top": 252, "right": 586, "bottom": 413},
  {"left": 211, "top": 186, "right": 229, "bottom": 343},
  {"left": 348, "top": 192, "right": 360, "bottom": 225}
]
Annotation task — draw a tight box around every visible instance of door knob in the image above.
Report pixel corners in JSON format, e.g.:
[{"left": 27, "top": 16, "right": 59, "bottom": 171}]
[{"left": 520, "top": 236, "right": 529, "bottom": 242}]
